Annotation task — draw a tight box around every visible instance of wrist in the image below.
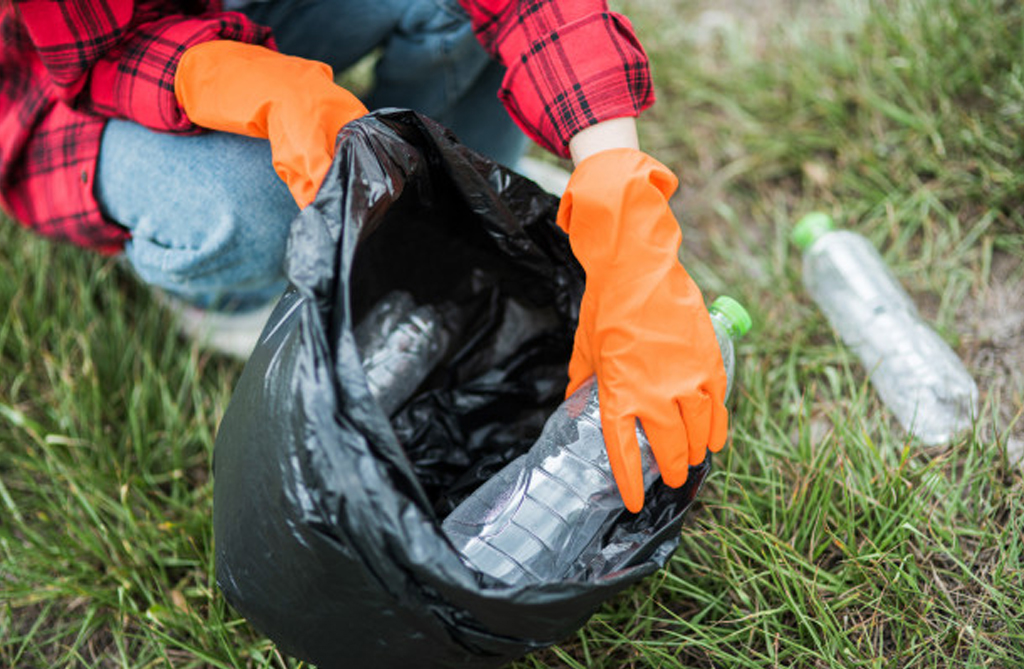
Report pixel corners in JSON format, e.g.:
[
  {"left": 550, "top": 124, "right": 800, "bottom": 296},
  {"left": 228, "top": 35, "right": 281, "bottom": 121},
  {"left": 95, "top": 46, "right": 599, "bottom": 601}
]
[{"left": 567, "top": 117, "right": 640, "bottom": 166}]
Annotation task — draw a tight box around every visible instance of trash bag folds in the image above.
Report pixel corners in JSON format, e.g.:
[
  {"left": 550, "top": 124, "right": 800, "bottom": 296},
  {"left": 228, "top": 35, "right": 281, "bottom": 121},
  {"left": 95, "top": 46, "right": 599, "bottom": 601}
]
[{"left": 212, "top": 110, "right": 708, "bottom": 669}]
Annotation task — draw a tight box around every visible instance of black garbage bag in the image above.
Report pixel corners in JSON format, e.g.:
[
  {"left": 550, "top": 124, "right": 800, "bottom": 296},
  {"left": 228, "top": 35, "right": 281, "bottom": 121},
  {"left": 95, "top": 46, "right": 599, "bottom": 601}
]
[{"left": 212, "top": 109, "right": 709, "bottom": 669}]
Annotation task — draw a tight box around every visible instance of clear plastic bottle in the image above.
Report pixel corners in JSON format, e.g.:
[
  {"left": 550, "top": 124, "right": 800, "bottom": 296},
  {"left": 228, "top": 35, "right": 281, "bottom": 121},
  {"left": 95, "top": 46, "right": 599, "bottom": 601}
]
[
  {"left": 441, "top": 296, "right": 751, "bottom": 586},
  {"left": 354, "top": 291, "right": 451, "bottom": 417},
  {"left": 792, "top": 212, "right": 978, "bottom": 444}
]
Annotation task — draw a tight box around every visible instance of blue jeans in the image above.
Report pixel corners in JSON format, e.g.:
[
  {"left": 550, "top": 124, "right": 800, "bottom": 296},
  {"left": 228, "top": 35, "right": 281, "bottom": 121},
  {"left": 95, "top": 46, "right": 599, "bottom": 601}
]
[{"left": 97, "top": 0, "right": 527, "bottom": 311}]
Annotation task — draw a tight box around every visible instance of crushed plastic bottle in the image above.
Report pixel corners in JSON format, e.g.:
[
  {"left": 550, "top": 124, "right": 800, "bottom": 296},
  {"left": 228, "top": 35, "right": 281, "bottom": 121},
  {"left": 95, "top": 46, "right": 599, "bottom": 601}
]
[
  {"left": 441, "top": 296, "right": 751, "bottom": 586},
  {"left": 354, "top": 290, "right": 451, "bottom": 416},
  {"left": 792, "top": 212, "right": 978, "bottom": 444}
]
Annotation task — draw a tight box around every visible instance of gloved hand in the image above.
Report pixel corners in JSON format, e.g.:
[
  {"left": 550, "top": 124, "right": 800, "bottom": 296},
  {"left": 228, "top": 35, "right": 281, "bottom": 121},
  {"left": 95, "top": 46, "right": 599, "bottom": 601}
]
[
  {"left": 174, "top": 40, "right": 368, "bottom": 208},
  {"left": 557, "top": 148, "right": 729, "bottom": 513}
]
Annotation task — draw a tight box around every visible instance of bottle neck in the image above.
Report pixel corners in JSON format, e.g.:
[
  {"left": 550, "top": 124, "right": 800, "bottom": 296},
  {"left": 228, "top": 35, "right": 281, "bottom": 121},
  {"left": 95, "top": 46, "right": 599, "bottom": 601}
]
[{"left": 710, "top": 310, "right": 739, "bottom": 340}]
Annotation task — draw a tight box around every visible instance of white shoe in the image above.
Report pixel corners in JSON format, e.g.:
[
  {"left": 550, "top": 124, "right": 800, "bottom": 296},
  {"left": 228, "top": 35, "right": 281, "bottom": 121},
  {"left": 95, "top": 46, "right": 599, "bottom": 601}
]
[
  {"left": 516, "top": 155, "right": 572, "bottom": 196},
  {"left": 157, "top": 293, "right": 277, "bottom": 361}
]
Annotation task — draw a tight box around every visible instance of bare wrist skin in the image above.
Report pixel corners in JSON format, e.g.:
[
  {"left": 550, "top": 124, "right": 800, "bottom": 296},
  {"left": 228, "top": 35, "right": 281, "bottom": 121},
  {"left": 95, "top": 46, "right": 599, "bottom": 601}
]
[{"left": 568, "top": 117, "right": 640, "bottom": 166}]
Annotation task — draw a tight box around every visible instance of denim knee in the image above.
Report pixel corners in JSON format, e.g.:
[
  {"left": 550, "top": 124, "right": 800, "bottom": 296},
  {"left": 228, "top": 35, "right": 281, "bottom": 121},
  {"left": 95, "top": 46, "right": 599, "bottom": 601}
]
[
  {"left": 124, "top": 200, "right": 293, "bottom": 311},
  {"left": 98, "top": 120, "right": 297, "bottom": 311}
]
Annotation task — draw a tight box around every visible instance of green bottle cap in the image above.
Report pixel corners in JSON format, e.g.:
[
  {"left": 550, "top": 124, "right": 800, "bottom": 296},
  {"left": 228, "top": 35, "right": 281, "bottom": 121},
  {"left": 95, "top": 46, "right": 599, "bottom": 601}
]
[
  {"left": 710, "top": 296, "right": 752, "bottom": 339},
  {"left": 791, "top": 211, "right": 836, "bottom": 251}
]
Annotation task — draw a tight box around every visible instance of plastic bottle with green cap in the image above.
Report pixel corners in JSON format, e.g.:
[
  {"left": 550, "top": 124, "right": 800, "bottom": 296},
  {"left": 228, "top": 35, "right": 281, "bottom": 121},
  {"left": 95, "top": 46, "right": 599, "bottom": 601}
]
[
  {"left": 792, "top": 212, "right": 977, "bottom": 445},
  {"left": 442, "top": 296, "right": 751, "bottom": 586}
]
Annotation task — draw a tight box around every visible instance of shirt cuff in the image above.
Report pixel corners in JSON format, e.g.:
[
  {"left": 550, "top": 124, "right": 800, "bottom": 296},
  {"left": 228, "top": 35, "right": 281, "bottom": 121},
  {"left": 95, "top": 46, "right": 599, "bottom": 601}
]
[
  {"left": 88, "top": 13, "right": 274, "bottom": 133},
  {"left": 497, "top": 12, "right": 654, "bottom": 158}
]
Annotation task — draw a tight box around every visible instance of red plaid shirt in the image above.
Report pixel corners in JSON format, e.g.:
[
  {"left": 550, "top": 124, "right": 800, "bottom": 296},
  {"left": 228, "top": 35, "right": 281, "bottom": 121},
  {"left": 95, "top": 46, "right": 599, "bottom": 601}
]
[
  {"left": 460, "top": 0, "right": 654, "bottom": 157},
  {"left": 1, "top": 0, "right": 653, "bottom": 254}
]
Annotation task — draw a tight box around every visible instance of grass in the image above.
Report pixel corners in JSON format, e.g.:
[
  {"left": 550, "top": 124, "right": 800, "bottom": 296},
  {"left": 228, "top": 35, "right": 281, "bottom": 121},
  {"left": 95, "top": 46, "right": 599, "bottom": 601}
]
[{"left": 2, "top": 0, "right": 1023, "bottom": 666}]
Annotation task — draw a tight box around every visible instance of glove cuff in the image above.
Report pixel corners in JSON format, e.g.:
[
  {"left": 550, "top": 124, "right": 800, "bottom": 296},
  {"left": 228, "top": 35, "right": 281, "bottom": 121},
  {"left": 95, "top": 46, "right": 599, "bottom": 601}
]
[
  {"left": 557, "top": 148, "right": 683, "bottom": 274},
  {"left": 174, "top": 40, "right": 339, "bottom": 138}
]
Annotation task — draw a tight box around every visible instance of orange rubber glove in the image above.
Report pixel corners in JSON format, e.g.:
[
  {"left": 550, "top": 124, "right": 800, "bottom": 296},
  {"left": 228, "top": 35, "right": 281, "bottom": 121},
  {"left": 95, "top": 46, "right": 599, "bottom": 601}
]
[
  {"left": 174, "top": 40, "right": 368, "bottom": 208},
  {"left": 557, "top": 148, "right": 729, "bottom": 513}
]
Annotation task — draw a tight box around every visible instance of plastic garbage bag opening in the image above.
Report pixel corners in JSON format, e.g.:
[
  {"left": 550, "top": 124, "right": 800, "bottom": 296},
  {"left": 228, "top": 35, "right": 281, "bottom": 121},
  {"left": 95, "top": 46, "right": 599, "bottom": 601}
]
[{"left": 341, "top": 135, "right": 580, "bottom": 516}]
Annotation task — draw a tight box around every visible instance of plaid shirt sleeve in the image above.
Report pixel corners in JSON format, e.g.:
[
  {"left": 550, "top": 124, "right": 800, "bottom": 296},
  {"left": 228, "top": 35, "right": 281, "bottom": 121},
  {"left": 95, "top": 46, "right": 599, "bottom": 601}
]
[
  {"left": 459, "top": 0, "right": 655, "bottom": 158},
  {"left": 17, "top": 0, "right": 274, "bottom": 132},
  {"left": 0, "top": 1, "right": 273, "bottom": 254}
]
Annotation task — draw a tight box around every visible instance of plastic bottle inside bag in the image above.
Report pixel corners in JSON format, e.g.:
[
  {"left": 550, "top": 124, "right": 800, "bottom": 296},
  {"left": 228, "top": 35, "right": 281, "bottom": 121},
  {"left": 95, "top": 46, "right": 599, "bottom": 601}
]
[
  {"left": 792, "top": 212, "right": 978, "bottom": 444},
  {"left": 441, "top": 296, "right": 751, "bottom": 586},
  {"left": 354, "top": 290, "right": 452, "bottom": 417}
]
